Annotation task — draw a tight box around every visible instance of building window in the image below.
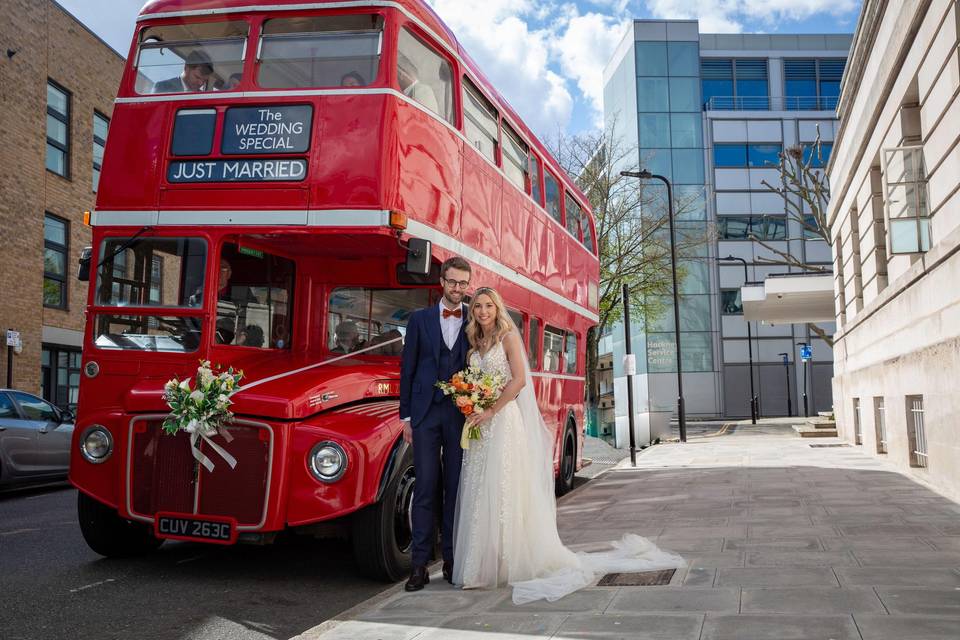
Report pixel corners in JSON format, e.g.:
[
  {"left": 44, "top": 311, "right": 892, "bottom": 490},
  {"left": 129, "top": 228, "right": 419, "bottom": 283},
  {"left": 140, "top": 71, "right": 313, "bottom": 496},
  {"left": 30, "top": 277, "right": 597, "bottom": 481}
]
[
  {"left": 43, "top": 214, "right": 69, "bottom": 309},
  {"left": 802, "top": 142, "right": 833, "bottom": 168},
  {"left": 701, "top": 58, "right": 768, "bottom": 110},
  {"left": 92, "top": 112, "right": 109, "bottom": 192},
  {"left": 41, "top": 346, "right": 82, "bottom": 411},
  {"left": 882, "top": 146, "right": 931, "bottom": 254},
  {"left": 874, "top": 396, "right": 887, "bottom": 454},
  {"left": 46, "top": 81, "right": 71, "bottom": 177},
  {"left": 714, "top": 144, "right": 782, "bottom": 168},
  {"left": 720, "top": 288, "right": 743, "bottom": 314},
  {"left": 784, "top": 58, "right": 846, "bottom": 110},
  {"left": 718, "top": 215, "right": 787, "bottom": 241},
  {"left": 906, "top": 395, "right": 927, "bottom": 468},
  {"left": 853, "top": 397, "right": 862, "bottom": 445}
]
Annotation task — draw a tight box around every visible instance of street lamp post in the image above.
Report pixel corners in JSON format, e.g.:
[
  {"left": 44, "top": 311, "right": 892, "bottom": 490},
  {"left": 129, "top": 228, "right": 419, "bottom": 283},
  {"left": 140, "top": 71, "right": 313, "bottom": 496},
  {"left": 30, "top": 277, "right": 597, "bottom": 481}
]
[
  {"left": 721, "top": 256, "right": 757, "bottom": 424},
  {"left": 620, "top": 169, "right": 686, "bottom": 443},
  {"left": 778, "top": 352, "right": 793, "bottom": 417}
]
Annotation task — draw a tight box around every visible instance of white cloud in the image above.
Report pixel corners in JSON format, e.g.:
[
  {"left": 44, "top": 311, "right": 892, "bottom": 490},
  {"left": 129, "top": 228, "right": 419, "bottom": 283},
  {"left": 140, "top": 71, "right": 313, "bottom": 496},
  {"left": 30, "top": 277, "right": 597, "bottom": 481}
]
[
  {"left": 553, "top": 13, "right": 630, "bottom": 123},
  {"left": 645, "top": 0, "right": 861, "bottom": 33},
  {"left": 427, "top": 0, "right": 574, "bottom": 135}
]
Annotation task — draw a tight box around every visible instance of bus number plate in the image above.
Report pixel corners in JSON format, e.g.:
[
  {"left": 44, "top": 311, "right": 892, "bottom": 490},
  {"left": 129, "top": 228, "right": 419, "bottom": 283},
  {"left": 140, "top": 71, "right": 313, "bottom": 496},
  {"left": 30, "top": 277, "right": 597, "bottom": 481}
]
[{"left": 155, "top": 513, "right": 237, "bottom": 545}]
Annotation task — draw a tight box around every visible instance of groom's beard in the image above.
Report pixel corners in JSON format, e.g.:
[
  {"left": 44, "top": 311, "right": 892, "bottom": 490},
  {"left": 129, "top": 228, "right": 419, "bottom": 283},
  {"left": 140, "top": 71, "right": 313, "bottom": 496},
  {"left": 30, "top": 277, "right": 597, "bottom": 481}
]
[{"left": 442, "top": 291, "right": 463, "bottom": 307}]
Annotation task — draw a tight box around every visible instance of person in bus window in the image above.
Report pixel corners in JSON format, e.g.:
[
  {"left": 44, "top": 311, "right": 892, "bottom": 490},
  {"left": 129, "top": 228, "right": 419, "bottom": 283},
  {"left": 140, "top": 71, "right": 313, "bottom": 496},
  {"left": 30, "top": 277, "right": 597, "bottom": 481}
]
[
  {"left": 397, "top": 53, "right": 439, "bottom": 114},
  {"left": 237, "top": 324, "right": 265, "bottom": 348},
  {"left": 153, "top": 49, "right": 214, "bottom": 93},
  {"left": 340, "top": 71, "right": 366, "bottom": 87},
  {"left": 221, "top": 73, "right": 242, "bottom": 91},
  {"left": 331, "top": 321, "right": 363, "bottom": 354}
]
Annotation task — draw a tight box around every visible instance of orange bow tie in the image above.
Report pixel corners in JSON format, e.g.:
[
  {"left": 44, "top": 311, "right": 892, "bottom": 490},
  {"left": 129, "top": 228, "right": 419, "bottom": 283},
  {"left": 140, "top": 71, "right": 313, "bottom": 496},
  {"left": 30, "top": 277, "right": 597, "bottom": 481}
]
[{"left": 442, "top": 307, "right": 462, "bottom": 319}]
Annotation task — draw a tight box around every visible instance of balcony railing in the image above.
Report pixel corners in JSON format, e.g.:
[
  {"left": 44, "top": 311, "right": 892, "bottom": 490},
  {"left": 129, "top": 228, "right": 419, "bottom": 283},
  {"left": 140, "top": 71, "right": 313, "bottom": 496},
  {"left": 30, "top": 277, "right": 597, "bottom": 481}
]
[{"left": 704, "top": 96, "right": 839, "bottom": 111}]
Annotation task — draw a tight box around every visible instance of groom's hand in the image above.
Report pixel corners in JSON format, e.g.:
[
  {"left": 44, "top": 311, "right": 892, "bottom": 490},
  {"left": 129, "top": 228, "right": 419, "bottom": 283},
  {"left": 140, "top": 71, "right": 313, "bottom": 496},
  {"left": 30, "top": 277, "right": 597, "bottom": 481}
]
[{"left": 402, "top": 420, "right": 412, "bottom": 444}]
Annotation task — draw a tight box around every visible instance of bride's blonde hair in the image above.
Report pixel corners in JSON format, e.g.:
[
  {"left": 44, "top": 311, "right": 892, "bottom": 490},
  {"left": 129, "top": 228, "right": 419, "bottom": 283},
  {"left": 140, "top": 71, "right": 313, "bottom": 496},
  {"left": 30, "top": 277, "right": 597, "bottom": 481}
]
[{"left": 466, "top": 287, "right": 513, "bottom": 360}]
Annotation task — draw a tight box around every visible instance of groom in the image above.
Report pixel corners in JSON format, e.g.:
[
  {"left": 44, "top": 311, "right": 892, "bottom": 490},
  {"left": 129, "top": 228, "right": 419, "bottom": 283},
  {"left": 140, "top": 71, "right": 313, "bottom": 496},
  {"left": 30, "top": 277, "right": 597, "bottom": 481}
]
[{"left": 399, "top": 256, "right": 471, "bottom": 591}]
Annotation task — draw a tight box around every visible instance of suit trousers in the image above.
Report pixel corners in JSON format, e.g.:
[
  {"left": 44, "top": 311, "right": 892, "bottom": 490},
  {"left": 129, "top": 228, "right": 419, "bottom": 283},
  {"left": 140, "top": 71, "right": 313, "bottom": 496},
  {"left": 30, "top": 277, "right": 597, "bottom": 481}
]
[{"left": 410, "top": 399, "right": 464, "bottom": 567}]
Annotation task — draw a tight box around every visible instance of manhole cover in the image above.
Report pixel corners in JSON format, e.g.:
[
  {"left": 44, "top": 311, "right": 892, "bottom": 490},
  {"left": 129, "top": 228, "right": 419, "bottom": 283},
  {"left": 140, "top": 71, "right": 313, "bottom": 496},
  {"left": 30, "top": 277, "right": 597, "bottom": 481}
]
[
  {"left": 597, "top": 569, "right": 676, "bottom": 586},
  {"left": 809, "top": 443, "right": 851, "bottom": 448}
]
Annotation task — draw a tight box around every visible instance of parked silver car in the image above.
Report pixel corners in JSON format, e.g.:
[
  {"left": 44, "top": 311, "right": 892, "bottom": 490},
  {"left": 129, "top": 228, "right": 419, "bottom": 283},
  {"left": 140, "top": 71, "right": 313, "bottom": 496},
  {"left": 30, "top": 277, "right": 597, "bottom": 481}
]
[{"left": 0, "top": 389, "right": 74, "bottom": 487}]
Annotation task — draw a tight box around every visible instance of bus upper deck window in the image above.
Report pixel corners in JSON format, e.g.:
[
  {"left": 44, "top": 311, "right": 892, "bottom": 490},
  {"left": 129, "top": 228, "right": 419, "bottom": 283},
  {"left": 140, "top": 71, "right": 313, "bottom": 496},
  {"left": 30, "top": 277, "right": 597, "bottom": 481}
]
[
  {"left": 135, "top": 21, "right": 248, "bottom": 95},
  {"left": 397, "top": 28, "right": 455, "bottom": 124},
  {"left": 258, "top": 15, "right": 383, "bottom": 89}
]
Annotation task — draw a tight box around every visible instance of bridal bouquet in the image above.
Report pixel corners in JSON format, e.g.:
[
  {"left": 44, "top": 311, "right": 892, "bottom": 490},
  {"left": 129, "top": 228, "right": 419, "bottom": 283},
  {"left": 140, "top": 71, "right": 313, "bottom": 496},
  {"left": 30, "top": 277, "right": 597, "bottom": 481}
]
[
  {"left": 436, "top": 367, "right": 505, "bottom": 449},
  {"left": 162, "top": 361, "right": 244, "bottom": 472}
]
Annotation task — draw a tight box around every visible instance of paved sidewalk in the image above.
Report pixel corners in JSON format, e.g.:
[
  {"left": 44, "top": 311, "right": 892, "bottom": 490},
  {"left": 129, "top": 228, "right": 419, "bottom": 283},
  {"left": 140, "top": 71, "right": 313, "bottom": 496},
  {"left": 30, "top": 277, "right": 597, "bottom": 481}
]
[{"left": 297, "top": 420, "right": 960, "bottom": 640}]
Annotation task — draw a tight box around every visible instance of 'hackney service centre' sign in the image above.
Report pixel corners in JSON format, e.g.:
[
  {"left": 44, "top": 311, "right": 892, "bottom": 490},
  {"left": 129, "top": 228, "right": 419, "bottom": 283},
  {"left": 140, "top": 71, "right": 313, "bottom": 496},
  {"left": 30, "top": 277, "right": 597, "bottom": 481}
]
[{"left": 168, "top": 105, "right": 312, "bottom": 183}]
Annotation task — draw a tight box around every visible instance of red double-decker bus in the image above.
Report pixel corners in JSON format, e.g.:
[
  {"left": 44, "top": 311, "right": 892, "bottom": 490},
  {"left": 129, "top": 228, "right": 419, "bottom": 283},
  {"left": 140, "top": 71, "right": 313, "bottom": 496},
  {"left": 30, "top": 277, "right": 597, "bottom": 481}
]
[{"left": 70, "top": 0, "right": 599, "bottom": 580}]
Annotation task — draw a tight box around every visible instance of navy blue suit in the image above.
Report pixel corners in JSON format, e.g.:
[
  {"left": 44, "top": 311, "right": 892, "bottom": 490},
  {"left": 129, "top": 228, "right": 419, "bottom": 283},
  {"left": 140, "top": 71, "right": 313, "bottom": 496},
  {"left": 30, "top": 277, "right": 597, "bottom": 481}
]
[{"left": 399, "top": 303, "right": 468, "bottom": 567}]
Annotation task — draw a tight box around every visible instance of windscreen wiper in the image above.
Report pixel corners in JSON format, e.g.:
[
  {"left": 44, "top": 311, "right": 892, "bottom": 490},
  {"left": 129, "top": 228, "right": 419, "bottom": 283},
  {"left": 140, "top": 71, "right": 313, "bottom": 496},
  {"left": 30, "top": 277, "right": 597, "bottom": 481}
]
[{"left": 95, "top": 226, "right": 154, "bottom": 269}]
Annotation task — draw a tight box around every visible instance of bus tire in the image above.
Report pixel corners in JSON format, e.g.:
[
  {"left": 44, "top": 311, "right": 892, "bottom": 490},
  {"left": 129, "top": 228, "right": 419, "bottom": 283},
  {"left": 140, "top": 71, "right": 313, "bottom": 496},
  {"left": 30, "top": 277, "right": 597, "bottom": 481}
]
[
  {"left": 77, "top": 492, "right": 163, "bottom": 557},
  {"left": 352, "top": 448, "right": 415, "bottom": 582},
  {"left": 555, "top": 421, "right": 577, "bottom": 496}
]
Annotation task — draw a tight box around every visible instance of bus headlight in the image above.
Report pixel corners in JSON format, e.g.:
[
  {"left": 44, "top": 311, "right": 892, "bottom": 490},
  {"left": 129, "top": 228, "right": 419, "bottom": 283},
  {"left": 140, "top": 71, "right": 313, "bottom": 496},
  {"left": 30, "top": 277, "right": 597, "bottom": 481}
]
[
  {"left": 80, "top": 426, "right": 113, "bottom": 464},
  {"left": 308, "top": 441, "right": 347, "bottom": 483}
]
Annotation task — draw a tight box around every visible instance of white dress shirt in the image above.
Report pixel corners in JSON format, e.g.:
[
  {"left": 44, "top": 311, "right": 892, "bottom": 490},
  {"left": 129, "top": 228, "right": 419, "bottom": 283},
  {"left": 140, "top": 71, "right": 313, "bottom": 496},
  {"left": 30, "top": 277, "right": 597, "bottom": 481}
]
[{"left": 439, "top": 301, "right": 464, "bottom": 350}]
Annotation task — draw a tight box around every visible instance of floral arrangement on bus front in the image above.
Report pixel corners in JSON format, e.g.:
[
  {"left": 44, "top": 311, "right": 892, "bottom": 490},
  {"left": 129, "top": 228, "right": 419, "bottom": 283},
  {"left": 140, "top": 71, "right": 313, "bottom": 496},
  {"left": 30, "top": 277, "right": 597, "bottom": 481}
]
[
  {"left": 435, "top": 367, "right": 505, "bottom": 449},
  {"left": 162, "top": 361, "right": 244, "bottom": 472}
]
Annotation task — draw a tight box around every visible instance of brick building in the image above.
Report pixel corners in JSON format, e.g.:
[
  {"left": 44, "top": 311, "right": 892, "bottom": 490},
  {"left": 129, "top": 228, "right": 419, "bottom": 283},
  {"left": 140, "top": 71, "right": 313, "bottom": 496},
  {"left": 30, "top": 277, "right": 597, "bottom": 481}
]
[{"left": 0, "top": 0, "right": 123, "bottom": 409}]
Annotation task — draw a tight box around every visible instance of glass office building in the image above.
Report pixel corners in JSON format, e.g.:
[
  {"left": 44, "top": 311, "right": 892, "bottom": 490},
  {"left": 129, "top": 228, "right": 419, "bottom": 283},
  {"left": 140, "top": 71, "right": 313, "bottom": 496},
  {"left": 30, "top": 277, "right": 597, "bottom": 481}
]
[{"left": 600, "top": 21, "right": 852, "bottom": 446}]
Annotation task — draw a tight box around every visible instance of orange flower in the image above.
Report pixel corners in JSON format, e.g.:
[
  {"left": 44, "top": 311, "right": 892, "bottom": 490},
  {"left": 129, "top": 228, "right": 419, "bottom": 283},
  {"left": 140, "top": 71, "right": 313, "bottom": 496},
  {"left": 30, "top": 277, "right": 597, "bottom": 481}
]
[
  {"left": 461, "top": 404, "right": 474, "bottom": 416},
  {"left": 455, "top": 395, "right": 471, "bottom": 408}
]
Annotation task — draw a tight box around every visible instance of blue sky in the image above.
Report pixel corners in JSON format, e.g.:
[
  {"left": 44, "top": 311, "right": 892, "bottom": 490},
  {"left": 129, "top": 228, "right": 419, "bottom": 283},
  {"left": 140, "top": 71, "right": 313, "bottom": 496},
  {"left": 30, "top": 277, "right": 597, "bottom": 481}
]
[{"left": 58, "top": 0, "right": 861, "bottom": 138}]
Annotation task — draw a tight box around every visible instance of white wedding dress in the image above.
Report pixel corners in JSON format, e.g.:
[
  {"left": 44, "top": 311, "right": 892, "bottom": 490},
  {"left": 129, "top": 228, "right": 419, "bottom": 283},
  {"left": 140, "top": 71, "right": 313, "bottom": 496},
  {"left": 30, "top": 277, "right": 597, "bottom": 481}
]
[{"left": 452, "top": 339, "right": 685, "bottom": 604}]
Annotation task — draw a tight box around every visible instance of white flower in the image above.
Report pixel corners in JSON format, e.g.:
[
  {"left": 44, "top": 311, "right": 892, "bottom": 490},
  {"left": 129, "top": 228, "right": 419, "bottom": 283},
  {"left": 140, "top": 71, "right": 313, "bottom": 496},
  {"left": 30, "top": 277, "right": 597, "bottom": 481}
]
[
  {"left": 164, "top": 379, "right": 178, "bottom": 392},
  {"left": 179, "top": 379, "right": 191, "bottom": 392},
  {"left": 189, "top": 389, "right": 205, "bottom": 403}
]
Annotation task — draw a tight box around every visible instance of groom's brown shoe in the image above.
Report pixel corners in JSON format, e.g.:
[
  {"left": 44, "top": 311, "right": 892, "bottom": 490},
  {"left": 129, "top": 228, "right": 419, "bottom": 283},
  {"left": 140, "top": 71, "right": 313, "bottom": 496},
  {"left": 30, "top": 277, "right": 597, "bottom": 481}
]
[
  {"left": 442, "top": 560, "right": 453, "bottom": 584},
  {"left": 404, "top": 566, "right": 429, "bottom": 592}
]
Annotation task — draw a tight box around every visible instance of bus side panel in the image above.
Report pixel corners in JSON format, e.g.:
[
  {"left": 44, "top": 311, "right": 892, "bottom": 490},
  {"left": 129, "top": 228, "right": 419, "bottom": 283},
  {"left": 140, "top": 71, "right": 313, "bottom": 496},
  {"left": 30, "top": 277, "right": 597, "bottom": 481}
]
[
  {"left": 310, "top": 95, "right": 386, "bottom": 209},
  {"left": 460, "top": 151, "right": 503, "bottom": 261},
  {"left": 498, "top": 184, "right": 529, "bottom": 279},
  {"left": 97, "top": 104, "right": 168, "bottom": 209},
  {"left": 386, "top": 99, "right": 462, "bottom": 235}
]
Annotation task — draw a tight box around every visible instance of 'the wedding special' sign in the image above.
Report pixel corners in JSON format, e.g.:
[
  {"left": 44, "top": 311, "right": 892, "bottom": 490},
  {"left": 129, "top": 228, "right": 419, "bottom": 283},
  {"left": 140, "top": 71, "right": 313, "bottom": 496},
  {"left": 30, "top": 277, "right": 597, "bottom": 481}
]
[{"left": 221, "top": 105, "right": 312, "bottom": 154}]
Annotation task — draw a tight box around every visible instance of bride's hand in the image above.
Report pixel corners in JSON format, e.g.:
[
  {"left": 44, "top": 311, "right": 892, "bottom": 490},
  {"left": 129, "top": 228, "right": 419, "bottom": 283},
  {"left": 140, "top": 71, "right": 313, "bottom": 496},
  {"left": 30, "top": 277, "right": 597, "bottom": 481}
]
[{"left": 465, "top": 410, "right": 494, "bottom": 429}]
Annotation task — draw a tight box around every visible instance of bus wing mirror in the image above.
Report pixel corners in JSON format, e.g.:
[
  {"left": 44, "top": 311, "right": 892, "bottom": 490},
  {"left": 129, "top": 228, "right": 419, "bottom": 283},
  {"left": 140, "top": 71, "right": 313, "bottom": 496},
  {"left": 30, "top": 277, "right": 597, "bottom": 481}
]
[
  {"left": 405, "top": 238, "right": 432, "bottom": 276},
  {"left": 77, "top": 246, "right": 93, "bottom": 282}
]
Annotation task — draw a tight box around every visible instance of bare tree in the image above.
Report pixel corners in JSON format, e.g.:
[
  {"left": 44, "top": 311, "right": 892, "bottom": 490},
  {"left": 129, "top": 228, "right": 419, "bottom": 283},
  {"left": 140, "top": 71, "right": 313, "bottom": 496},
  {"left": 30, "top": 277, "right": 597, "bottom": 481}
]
[
  {"left": 549, "top": 120, "right": 712, "bottom": 409},
  {"left": 758, "top": 133, "right": 835, "bottom": 347}
]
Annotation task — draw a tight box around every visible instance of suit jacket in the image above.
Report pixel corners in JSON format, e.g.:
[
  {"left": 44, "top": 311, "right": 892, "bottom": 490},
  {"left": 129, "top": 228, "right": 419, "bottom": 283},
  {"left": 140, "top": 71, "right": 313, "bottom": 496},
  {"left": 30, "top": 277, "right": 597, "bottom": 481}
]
[
  {"left": 152, "top": 76, "right": 185, "bottom": 93},
  {"left": 399, "top": 303, "right": 468, "bottom": 427}
]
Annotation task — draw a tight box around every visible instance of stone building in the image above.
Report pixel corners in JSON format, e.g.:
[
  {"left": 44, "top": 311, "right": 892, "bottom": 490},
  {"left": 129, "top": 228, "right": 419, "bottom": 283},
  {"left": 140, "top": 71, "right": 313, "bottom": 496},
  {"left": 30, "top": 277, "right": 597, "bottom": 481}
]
[
  {"left": 829, "top": 0, "right": 960, "bottom": 500},
  {"left": 0, "top": 0, "right": 123, "bottom": 409}
]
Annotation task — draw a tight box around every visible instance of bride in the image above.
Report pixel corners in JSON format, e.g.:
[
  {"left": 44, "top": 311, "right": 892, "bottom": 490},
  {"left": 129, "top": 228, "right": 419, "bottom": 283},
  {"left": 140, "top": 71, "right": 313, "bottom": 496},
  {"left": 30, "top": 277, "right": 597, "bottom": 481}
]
[{"left": 451, "top": 287, "right": 684, "bottom": 604}]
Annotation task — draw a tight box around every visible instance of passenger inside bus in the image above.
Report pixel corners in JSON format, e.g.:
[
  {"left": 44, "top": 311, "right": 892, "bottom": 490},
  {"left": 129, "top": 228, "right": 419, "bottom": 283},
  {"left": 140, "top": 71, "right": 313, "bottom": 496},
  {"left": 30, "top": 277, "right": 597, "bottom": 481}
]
[
  {"left": 236, "top": 324, "right": 265, "bottom": 348},
  {"left": 397, "top": 53, "right": 440, "bottom": 114},
  {"left": 340, "top": 71, "right": 366, "bottom": 87},
  {"left": 220, "top": 73, "right": 243, "bottom": 90},
  {"left": 152, "top": 49, "right": 214, "bottom": 93},
  {"left": 331, "top": 321, "right": 364, "bottom": 354},
  {"left": 366, "top": 329, "right": 403, "bottom": 356}
]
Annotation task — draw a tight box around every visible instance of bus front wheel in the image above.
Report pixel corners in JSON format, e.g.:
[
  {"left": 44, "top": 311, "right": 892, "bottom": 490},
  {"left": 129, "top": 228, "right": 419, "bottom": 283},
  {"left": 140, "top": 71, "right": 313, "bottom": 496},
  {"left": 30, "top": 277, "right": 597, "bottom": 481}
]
[
  {"left": 352, "top": 448, "right": 415, "bottom": 582},
  {"left": 77, "top": 492, "right": 163, "bottom": 557},
  {"left": 555, "top": 421, "right": 577, "bottom": 496}
]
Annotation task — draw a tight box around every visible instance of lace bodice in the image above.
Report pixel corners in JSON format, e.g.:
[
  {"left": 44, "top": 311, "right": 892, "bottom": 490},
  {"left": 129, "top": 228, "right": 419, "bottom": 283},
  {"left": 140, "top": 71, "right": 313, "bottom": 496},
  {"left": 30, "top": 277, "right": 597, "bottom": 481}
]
[{"left": 469, "top": 341, "right": 512, "bottom": 381}]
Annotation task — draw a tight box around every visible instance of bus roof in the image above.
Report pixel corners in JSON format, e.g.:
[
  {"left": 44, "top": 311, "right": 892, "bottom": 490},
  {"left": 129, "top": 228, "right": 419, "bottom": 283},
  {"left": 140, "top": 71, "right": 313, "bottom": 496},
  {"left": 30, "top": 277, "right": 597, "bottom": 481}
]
[{"left": 136, "top": 0, "right": 592, "bottom": 210}]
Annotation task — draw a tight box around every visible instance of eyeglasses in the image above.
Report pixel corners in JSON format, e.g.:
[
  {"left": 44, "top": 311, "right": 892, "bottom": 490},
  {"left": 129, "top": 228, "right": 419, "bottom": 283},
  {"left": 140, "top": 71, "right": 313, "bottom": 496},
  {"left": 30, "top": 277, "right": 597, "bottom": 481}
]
[{"left": 442, "top": 278, "right": 470, "bottom": 289}]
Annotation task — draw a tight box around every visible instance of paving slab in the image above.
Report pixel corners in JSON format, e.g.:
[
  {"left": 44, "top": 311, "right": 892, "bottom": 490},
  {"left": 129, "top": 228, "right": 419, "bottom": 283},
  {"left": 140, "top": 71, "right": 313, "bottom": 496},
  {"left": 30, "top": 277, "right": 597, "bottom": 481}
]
[
  {"left": 854, "top": 614, "right": 960, "bottom": 640},
  {"left": 552, "top": 613, "right": 704, "bottom": 639},
  {"left": 740, "top": 587, "right": 885, "bottom": 614},
  {"left": 875, "top": 587, "right": 960, "bottom": 615},
  {"left": 417, "top": 613, "right": 569, "bottom": 639},
  {"left": 744, "top": 551, "right": 859, "bottom": 567},
  {"left": 853, "top": 550, "right": 960, "bottom": 567},
  {"left": 722, "top": 537, "right": 823, "bottom": 552},
  {"left": 835, "top": 567, "right": 960, "bottom": 587},
  {"left": 606, "top": 587, "right": 740, "bottom": 613},
  {"left": 700, "top": 613, "right": 861, "bottom": 640},
  {"left": 716, "top": 567, "right": 840, "bottom": 587},
  {"left": 489, "top": 589, "right": 617, "bottom": 613}
]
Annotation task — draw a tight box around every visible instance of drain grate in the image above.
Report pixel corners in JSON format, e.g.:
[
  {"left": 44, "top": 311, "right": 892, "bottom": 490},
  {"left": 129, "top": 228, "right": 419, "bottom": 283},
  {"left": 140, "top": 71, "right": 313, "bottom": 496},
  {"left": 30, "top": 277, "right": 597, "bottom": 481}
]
[
  {"left": 809, "top": 443, "right": 852, "bottom": 448},
  {"left": 597, "top": 569, "right": 676, "bottom": 586}
]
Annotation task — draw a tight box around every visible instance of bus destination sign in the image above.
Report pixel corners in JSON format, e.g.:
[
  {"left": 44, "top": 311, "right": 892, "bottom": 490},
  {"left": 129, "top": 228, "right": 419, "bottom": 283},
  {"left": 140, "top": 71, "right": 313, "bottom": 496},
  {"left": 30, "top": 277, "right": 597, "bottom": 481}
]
[
  {"left": 222, "top": 105, "right": 312, "bottom": 154},
  {"left": 168, "top": 158, "right": 307, "bottom": 183}
]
